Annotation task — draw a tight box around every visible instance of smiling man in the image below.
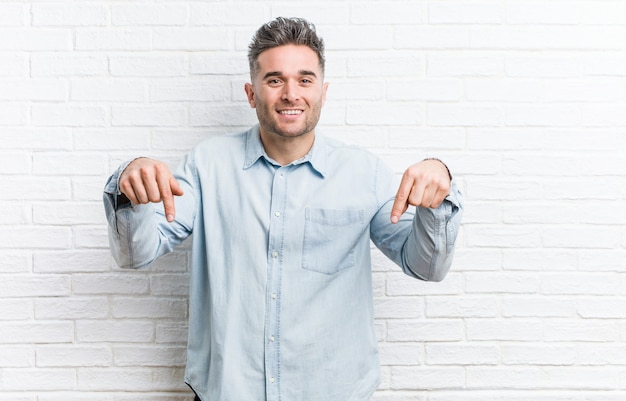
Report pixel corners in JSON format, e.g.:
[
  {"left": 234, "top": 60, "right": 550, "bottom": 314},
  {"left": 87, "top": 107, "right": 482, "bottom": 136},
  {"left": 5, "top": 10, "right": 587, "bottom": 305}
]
[{"left": 103, "top": 17, "right": 463, "bottom": 401}]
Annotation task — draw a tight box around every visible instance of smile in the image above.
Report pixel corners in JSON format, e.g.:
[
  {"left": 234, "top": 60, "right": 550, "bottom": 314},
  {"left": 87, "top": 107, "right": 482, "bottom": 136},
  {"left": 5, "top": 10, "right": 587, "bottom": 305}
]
[{"left": 279, "top": 110, "right": 303, "bottom": 115}]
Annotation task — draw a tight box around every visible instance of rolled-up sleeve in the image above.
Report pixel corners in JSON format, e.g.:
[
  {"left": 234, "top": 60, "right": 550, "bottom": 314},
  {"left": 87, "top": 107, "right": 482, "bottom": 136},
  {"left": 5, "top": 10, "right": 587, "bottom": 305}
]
[
  {"left": 370, "top": 160, "right": 463, "bottom": 282},
  {"left": 103, "top": 156, "right": 197, "bottom": 269}
]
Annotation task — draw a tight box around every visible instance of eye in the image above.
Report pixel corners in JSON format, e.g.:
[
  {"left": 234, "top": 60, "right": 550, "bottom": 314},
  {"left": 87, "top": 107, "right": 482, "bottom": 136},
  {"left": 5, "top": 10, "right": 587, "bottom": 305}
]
[
  {"left": 267, "top": 78, "right": 282, "bottom": 86},
  {"left": 301, "top": 78, "right": 313, "bottom": 84}
]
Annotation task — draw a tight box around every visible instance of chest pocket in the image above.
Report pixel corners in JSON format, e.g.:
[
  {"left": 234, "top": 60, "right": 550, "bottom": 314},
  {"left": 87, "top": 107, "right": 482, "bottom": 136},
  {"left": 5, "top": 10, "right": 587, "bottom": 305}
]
[{"left": 302, "top": 208, "right": 365, "bottom": 275}]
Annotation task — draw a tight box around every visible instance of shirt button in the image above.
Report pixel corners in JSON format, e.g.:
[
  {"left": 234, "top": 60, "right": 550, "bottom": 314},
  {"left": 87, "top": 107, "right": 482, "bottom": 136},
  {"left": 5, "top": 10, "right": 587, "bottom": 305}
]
[
  {"left": 271, "top": 293, "right": 277, "bottom": 299},
  {"left": 270, "top": 377, "right": 275, "bottom": 383},
  {"left": 272, "top": 251, "right": 278, "bottom": 258},
  {"left": 270, "top": 335, "right": 275, "bottom": 342},
  {"left": 275, "top": 211, "right": 281, "bottom": 217}
]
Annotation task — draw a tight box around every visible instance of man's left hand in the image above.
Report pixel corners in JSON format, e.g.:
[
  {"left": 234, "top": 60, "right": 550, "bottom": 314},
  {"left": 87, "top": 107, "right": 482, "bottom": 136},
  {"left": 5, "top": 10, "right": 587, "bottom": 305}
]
[{"left": 390, "top": 159, "right": 451, "bottom": 223}]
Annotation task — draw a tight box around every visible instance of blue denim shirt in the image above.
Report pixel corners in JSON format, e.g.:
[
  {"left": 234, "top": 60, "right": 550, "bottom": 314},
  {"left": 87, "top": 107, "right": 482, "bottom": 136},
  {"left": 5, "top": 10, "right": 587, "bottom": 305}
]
[{"left": 103, "top": 125, "right": 463, "bottom": 401}]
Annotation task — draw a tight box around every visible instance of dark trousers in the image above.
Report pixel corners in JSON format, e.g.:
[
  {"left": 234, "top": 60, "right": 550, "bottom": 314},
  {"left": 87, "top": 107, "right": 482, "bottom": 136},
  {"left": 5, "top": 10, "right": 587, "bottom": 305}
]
[{"left": 194, "top": 396, "right": 200, "bottom": 401}]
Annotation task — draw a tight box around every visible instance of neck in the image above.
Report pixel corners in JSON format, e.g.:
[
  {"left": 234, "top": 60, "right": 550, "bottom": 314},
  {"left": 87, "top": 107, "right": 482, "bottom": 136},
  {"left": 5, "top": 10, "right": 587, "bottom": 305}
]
[{"left": 260, "top": 129, "right": 315, "bottom": 166}]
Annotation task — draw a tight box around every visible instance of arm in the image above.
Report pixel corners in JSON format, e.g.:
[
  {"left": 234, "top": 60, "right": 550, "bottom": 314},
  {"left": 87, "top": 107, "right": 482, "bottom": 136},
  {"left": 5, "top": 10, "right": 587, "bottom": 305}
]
[
  {"left": 370, "top": 159, "right": 463, "bottom": 282},
  {"left": 103, "top": 156, "right": 196, "bottom": 269}
]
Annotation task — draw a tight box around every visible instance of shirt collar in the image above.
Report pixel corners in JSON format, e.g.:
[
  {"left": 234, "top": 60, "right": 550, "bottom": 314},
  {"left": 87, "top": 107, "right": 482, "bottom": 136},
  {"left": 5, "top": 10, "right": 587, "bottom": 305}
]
[{"left": 243, "top": 125, "right": 327, "bottom": 178}]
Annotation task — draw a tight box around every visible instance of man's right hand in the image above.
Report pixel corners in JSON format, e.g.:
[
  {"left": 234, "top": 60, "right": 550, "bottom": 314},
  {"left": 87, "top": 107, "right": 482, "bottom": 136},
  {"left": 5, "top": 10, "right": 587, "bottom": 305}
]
[{"left": 119, "top": 157, "right": 184, "bottom": 222}]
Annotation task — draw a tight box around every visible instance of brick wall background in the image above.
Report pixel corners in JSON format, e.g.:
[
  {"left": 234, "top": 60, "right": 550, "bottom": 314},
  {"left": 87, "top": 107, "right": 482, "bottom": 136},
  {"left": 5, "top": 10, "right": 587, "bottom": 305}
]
[{"left": 2, "top": 1, "right": 626, "bottom": 400}]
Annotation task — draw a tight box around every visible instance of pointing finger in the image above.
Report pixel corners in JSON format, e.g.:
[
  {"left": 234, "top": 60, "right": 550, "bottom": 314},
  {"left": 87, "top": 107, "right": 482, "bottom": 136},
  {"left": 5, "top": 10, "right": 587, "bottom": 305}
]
[{"left": 390, "top": 174, "right": 413, "bottom": 224}]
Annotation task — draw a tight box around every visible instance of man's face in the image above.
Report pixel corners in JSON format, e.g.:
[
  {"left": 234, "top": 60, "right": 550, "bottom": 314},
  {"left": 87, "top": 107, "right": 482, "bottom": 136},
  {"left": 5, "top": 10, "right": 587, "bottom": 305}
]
[{"left": 245, "top": 44, "right": 328, "bottom": 140}]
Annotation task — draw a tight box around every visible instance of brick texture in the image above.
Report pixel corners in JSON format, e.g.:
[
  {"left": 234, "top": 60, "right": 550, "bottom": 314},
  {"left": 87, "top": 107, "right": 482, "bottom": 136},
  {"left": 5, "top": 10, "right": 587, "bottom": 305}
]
[{"left": 1, "top": 1, "right": 625, "bottom": 400}]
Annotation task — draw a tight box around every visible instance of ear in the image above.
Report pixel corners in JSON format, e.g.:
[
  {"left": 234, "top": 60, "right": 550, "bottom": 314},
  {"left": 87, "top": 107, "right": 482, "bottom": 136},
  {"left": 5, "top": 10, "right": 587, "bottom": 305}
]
[
  {"left": 321, "top": 82, "right": 329, "bottom": 107},
  {"left": 244, "top": 83, "right": 256, "bottom": 108}
]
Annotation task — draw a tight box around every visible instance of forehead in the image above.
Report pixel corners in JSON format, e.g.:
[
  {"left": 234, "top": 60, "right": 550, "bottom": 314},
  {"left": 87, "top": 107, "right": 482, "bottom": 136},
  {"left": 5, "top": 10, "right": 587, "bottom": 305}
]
[{"left": 255, "top": 44, "right": 322, "bottom": 76}]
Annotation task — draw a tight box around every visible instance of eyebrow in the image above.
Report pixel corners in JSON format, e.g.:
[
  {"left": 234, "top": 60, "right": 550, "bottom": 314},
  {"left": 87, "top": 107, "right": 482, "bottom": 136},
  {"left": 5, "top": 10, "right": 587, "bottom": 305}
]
[{"left": 262, "top": 70, "right": 318, "bottom": 80}]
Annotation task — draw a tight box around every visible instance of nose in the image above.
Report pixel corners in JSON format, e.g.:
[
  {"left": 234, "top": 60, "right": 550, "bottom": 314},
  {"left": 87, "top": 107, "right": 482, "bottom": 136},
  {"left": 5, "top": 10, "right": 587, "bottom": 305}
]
[{"left": 281, "top": 80, "right": 300, "bottom": 103}]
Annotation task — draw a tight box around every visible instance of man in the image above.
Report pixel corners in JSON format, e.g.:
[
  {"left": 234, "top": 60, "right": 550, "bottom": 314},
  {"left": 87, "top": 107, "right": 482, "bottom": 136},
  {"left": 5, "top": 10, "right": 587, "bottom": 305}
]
[{"left": 104, "top": 17, "right": 463, "bottom": 401}]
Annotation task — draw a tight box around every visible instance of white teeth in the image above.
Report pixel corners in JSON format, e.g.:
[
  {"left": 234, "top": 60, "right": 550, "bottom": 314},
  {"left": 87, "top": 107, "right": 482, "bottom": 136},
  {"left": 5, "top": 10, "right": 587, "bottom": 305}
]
[{"left": 279, "top": 110, "right": 302, "bottom": 115}]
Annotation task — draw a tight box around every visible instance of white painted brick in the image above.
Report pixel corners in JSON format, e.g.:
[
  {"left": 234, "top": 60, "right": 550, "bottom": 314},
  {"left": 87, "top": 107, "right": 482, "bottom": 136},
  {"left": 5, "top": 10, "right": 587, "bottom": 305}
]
[
  {"left": 0, "top": 176, "right": 70, "bottom": 201},
  {"left": 347, "top": 102, "right": 423, "bottom": 126},
  {"left": 390, "top": 366, "right": 465, "bottom": 390},
  {"left": 1, "top": 368, "right": 77, "bottom": 391},
  {"left": 0, "top": 102, "right": 27, "bottom": 125},
  {"left": 374, "top": 297, "right": 425, "bottom": 319},
  {"left": 189, "top": 103, "right": 257, "bottom": 127},
  {"left": 379, "top": 343, "right": 423, "bottom": 366},
  {"left": 74, "top": 128, "right": 151, "bottom": 151},
  {"left": 429, "top": 2, "right": 503, "bottom": 24},
  {"left": 0, "top": 299, "right": 33, "bottom": 320},
  {"left": 395, "top": 26, "right": 470, "bottom": 49},
  {"left": 465, "top": 272, "right": 540, "bottom": 294},
  {"left": 190, "top": 3, "right": 270, "bottom": 26},
  {"left": 501, "top": 344, "right": 576, "bottom": 365},
  {"left": 149, "top": 274, "right": 190, "bottom": 296},
  {"left": 0, "top": 152, "right": 29, "bottom": 175},
  {"left": 541, "top": 273, "right": 619, "bottom": 296},
  {"left": 0, "top": 275, "right": 71, "bottom": 298},
  {"left": 36, "top": 345, "right": 112, "bottom": 367},
  {"left": 0, "top": 4, "right": 26, "bottom": 26},
  {"left": 425, "top": 344, "right": 499, "bottom": 365},
  {"left": 0, "top": 346, "right": 34, "bottom": 367},
  {"left": 113, "top": 345, "right": 186, "bottom": 367},
  {"left": 386, "top": 272, "right": 463, "bottom": 296},
  {"left": 0, "top": 29, "right": 72, "bottom": 51},
  {"left": 1, "top": 129, "right": 72, "bottom": 150},
  {"left": 150, "top": 78, "right": 230, "bottom": 102},
  {"left": 429, "top": 53, "right": 503, "bottom": 77},
  {"left": 1, "top": 2, "right": 626, "bottom": 399},
  {"left": 152, "top": 28, "right": 231, "bottom": 51},
  {"left": 0, "top": 250, "right": 32, "bottom": 273},
  {"left": 351, "top": 2, "right": 426, "bottom": 25},
  {"left": 72, "top": 274, "right": 150, "bottom": 295},
  {"left": 467, "top": 319, "right": 543, "bottom": 341},
  {"left": 31, "top": 53, "right": 108, "bottom": 77},
  {"left": 75, "top": 28, "right": 151, "bottom": 51},
  {"left": 324, "top": 26, "right": 394, "bottom": 50},
  {"left": 427, "top": 296, "right": 500, "bottom": 318},
  {"left": 271, "top": 5, "right": 347, "bottom": 25},
  {"left": 32, "top": 4, "right": 109, "bottom": 26},
  {"left": 73, "top": 225, "right": 110, "bottom": 248},
  {"left": 0, "top": 53, "right": 28, "bottom": 76},
  {"left": 110, "top": 54, "right": 187, "bottom": 77},
  {"left": 544, "top": 320, "right": 619, "bottom": 342},
  {"left": 112, "top": 4, "right": 188, "bottom": 26},
  {"left": 502, "top": 296, "right": 577, "bottom": 318},
  {"left": 0, "top": 322, "right": 74, "bottom": 344},
  {"left": 506, "top": 2, "right": 580, "bottom": 25},
  {"left": 112, "top": 105, "right": 187, "bottom": 127},
  {"left": 77, "top": 321, "right": 155, "bottom": 343},
  {"left": 387, "top": 320, "right": 464, "bottom": 343},
  {"left": 465, "top": 225, "right": 542, "bottom": 248},
  {"left": 35, "top": 297, "right": 109, "bottom": 320},
  {"left": 32, "top": 104, "right": 107, "bottom": 127},
  {"left": 112, "top": 297, "right": 188, "bottom": 319},
  {"left": 0, "top": 227, "right": 71, "bottom": 250},
  {"left": 33, "top": 152, "right": 107, "bottom": 176},
  {"left": 428, "top": 104, "right": 502, "bottom": 127},
  {"left": 77, "top": 367, "right": 188, "bottom": 391},
  {"left": 71, "top": 78, "right": 147, "bottom": 102},
  {"left": 190, "top": 53, "right": 248, "bottom": 76},
  {"left": 155, "top": 322, "right": 189, "bottom": 344}
]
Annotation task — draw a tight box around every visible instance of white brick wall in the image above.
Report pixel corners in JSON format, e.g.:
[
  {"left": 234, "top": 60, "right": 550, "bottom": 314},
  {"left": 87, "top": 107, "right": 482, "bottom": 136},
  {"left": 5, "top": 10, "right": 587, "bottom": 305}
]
[{"left": 1, "top": 1, "right": 625, "bottom": 399}]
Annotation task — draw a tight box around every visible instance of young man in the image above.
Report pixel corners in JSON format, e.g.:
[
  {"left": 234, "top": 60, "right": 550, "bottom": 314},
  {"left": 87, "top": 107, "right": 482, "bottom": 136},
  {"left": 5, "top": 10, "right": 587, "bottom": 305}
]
[{"left": 104, "top": 17, "right": 463, "bottom": 401}]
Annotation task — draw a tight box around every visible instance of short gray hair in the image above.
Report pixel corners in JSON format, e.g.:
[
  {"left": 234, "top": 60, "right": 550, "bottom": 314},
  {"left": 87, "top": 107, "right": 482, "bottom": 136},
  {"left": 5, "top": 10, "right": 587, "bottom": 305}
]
[{"left": 248, "top": 17, "right": 325, "bottom": 79}]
